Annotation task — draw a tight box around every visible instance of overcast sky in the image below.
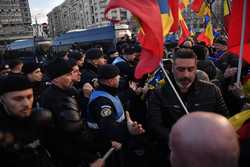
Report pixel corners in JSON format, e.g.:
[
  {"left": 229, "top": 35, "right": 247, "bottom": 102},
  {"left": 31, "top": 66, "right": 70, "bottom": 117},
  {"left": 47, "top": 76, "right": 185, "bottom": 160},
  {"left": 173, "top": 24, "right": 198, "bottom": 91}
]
[{"left": 29, "top": 0, "right": 64, "bottom": 24}]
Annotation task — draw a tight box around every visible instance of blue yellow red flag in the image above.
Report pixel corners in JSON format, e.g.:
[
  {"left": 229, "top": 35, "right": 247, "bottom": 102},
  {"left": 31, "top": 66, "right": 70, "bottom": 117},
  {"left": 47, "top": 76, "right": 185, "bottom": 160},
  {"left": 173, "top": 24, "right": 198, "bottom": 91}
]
[
  {"left": 197, "top": 16, "right": 214, "bottom": 46},
  {"left": 157, "top": 0, "right": 174, "bottom": 36},
  {"left": 191, "top": 0, "right": 211, "bottom": 16},
  {"left": 178, "top": 10, "right": 191, "bottom": 45}
]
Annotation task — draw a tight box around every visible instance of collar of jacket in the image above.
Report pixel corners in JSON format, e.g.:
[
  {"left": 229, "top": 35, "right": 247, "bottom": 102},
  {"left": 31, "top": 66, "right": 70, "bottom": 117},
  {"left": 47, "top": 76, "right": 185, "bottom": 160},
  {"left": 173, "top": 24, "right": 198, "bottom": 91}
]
[
  {"left": 120, "top": 55, "right": 129, "bottom": 62},
  {"left": 97, "top": 83, "right": 118, "bottom": 96},
  {"left": 0, "top": 103, "right": 31, "bottom": 122},
  {"left": 84, "top": 62, "right": 98, "bottom": 73}
]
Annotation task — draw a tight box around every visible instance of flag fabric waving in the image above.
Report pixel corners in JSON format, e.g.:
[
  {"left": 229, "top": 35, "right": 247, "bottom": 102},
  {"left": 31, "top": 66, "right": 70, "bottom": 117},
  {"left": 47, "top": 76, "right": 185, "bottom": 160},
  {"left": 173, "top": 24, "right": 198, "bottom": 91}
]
[
  {"left": 224, "top": 0, "right": 231, "bottom": 32},
  {"left": 178, "top": 11, "right": 191, "bottom": 45},
  {"left": 197, "top": 16, "right": 214, "bottom": 46},
  {"left": 158, "top": 0, "right": 178, "bottom": 35},
  {"left": 228, "top": 0, "right": 250, "bottom": 63},
  {"left": 178, "top": 0, "right": 191, "bottom": 45},
  {"left": 191, "top": 0, "right": 210, "bottom": 16},
  {"left": 168, "top": 0, "right": 179, "bottom": 33},
  {"left": 179, "top": 0, "right": 190, "bottom": 10},
  {"left": 105, "top": 0, "right": 164, "bottom": 79},
  {"left": 229, "top": 110, "right": 250, "bottom": 142}
]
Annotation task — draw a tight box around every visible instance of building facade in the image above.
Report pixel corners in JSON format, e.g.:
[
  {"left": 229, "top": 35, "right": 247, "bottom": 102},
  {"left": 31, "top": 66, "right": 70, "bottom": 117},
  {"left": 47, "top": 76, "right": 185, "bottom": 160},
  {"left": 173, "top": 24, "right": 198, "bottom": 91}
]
[
  {"left": 47, "top": 0, "right": 131, "bottom": 37},
  {"left": 32, "top": 23, "right": 49, "bottom": 38},
  {"left": 0, "top": 0, "right": 32, "bottom": 42}
]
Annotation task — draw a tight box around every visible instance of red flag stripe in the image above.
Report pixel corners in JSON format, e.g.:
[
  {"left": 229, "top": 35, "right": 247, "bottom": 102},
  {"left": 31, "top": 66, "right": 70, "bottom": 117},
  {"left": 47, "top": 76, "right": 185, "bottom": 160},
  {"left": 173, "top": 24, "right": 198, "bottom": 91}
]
[
  {"left": 228, "top": 0, "right": 250, "bottom": 63},
  {"left": 104, "top": 0, "right": 164, "bottom": 79}
]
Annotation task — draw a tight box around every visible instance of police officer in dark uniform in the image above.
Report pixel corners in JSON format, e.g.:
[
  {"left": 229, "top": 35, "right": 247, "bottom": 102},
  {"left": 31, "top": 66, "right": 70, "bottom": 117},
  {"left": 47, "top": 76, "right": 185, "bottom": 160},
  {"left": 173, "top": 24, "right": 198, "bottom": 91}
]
[
  {"left": 0, "top": 74, "right": 54, "bottom": 167},
  {"left": 39, "top": 59, "right": 114, "bottom": 167},
  {"left": 87, "top": 64, "right": 145, "bottom": 140},
  {"left": 80, "top": 48, "right": 107, "bottom": 88},
  {"left": 87, "top": 64, "right": 145, "bottom": 166},
  {"left": 112, "top": 43, "right": 138, "bottom": 82}
]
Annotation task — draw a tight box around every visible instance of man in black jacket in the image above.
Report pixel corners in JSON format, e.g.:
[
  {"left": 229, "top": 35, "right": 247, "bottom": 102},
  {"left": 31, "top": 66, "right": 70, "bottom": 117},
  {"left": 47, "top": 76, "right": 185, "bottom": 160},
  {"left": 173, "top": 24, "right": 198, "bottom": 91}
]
[
  {"left": 0, "top": 74, "right": 54, "bottom": 167},
  {"left": 39, "top": 58, "right": 118, "bottom": 167},
  {"left": 79, "top": 48, "right": 107, "bottom": 89},
  {"left": 147, "top": 48, "right": 229, "bottom": 167}
]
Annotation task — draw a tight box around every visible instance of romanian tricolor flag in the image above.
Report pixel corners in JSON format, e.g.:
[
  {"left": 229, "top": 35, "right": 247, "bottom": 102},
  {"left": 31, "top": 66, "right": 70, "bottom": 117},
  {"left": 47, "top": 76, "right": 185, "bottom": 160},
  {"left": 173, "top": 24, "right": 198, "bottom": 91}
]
[
  {"left": 178, "top": 0, "right": 191, "bottom": 44},
  {"left": 229, "top": 110, "right": 250, "bottom": 142},
  {"left": 178, "top": 11, "right": 191, "bottom": 45},
  {"left": 158, "top": 0, "right": 178, "bottom": 35},
  {"left": 191, "top": 0, "right": 211, "bottom": 16},
  {"left": 197, "top": 16, "right": 214, "bottom": 46},
  {"left": 104, "top": 0, "right": 164, "bottom": 79}
]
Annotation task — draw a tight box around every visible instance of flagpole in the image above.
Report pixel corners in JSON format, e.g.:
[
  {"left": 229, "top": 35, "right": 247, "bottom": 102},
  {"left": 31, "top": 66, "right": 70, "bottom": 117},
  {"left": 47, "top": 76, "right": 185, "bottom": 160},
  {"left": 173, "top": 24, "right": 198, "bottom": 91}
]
[
  {"left": 236, "top": 0, "right": 247, "bottom": 84},
  {"left": 160, "top": 62, "right": 189, "bottom": 114}
]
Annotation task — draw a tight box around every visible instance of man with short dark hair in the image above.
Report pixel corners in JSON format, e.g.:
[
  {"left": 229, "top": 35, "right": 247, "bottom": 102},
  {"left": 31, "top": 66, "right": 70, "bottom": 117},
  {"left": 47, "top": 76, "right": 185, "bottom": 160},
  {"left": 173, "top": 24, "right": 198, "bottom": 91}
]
[
  {"left": 80, "top": 48, "right": 107, "bottom": 88},
  {"left": 147, "top": 48, "right": 229, "bottom": 167},
  {"left": 68, "top": 51, "right": 85, "bottom": 68}
]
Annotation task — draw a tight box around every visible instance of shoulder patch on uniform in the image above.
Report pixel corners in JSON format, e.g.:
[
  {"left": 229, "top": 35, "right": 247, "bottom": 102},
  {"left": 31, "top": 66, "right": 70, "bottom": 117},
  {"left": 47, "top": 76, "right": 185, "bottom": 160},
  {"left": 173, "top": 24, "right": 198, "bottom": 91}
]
[{"left": 100, "top": 106, "right": 112, "bottom": 117}]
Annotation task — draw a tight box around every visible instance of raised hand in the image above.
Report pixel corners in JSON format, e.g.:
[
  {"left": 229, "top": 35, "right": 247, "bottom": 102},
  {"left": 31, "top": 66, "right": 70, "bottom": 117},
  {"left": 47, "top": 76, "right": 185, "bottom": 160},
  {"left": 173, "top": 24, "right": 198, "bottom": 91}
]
[{"left": 126, "top": 111, "right": 145, "bottom": 135}]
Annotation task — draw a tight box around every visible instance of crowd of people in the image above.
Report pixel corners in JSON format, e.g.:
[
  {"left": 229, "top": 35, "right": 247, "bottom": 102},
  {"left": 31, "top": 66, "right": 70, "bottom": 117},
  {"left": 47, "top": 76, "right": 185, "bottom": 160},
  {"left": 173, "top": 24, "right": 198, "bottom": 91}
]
[{"left": 0, "top": 35, "right": 250, "bottom": 167}]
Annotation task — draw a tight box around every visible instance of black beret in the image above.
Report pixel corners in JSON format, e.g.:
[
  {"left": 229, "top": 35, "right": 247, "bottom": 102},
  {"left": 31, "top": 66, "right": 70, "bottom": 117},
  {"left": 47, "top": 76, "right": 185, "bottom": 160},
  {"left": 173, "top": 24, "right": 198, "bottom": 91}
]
[
  {"left": 22, "top": 62, "right": 40, "bottom": 74},
  {"left": 85, "top": 48, "right": 104, "bottom": 60},
  {"left": 97, "top": 64, "right": 120, "bottom": 79},
  {"left": 0, "top": 74, "right": 32, "bottom": 95},
  {"left": 46, "top": 58, "right": 74, "bottom": 80}
]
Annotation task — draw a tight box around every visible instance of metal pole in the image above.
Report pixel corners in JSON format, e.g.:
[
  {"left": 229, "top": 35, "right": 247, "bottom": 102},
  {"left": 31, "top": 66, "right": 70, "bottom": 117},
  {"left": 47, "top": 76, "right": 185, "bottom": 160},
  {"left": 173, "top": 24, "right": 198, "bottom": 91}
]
[
  {"left": 237, "top": 0, "right": 248, "bottom": 84},
  {"left": 102, "top": 147, "right": 115, "bottom": 161},
  {"left": 160, "top": 62, "right": 189, "bottom": 114}
]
